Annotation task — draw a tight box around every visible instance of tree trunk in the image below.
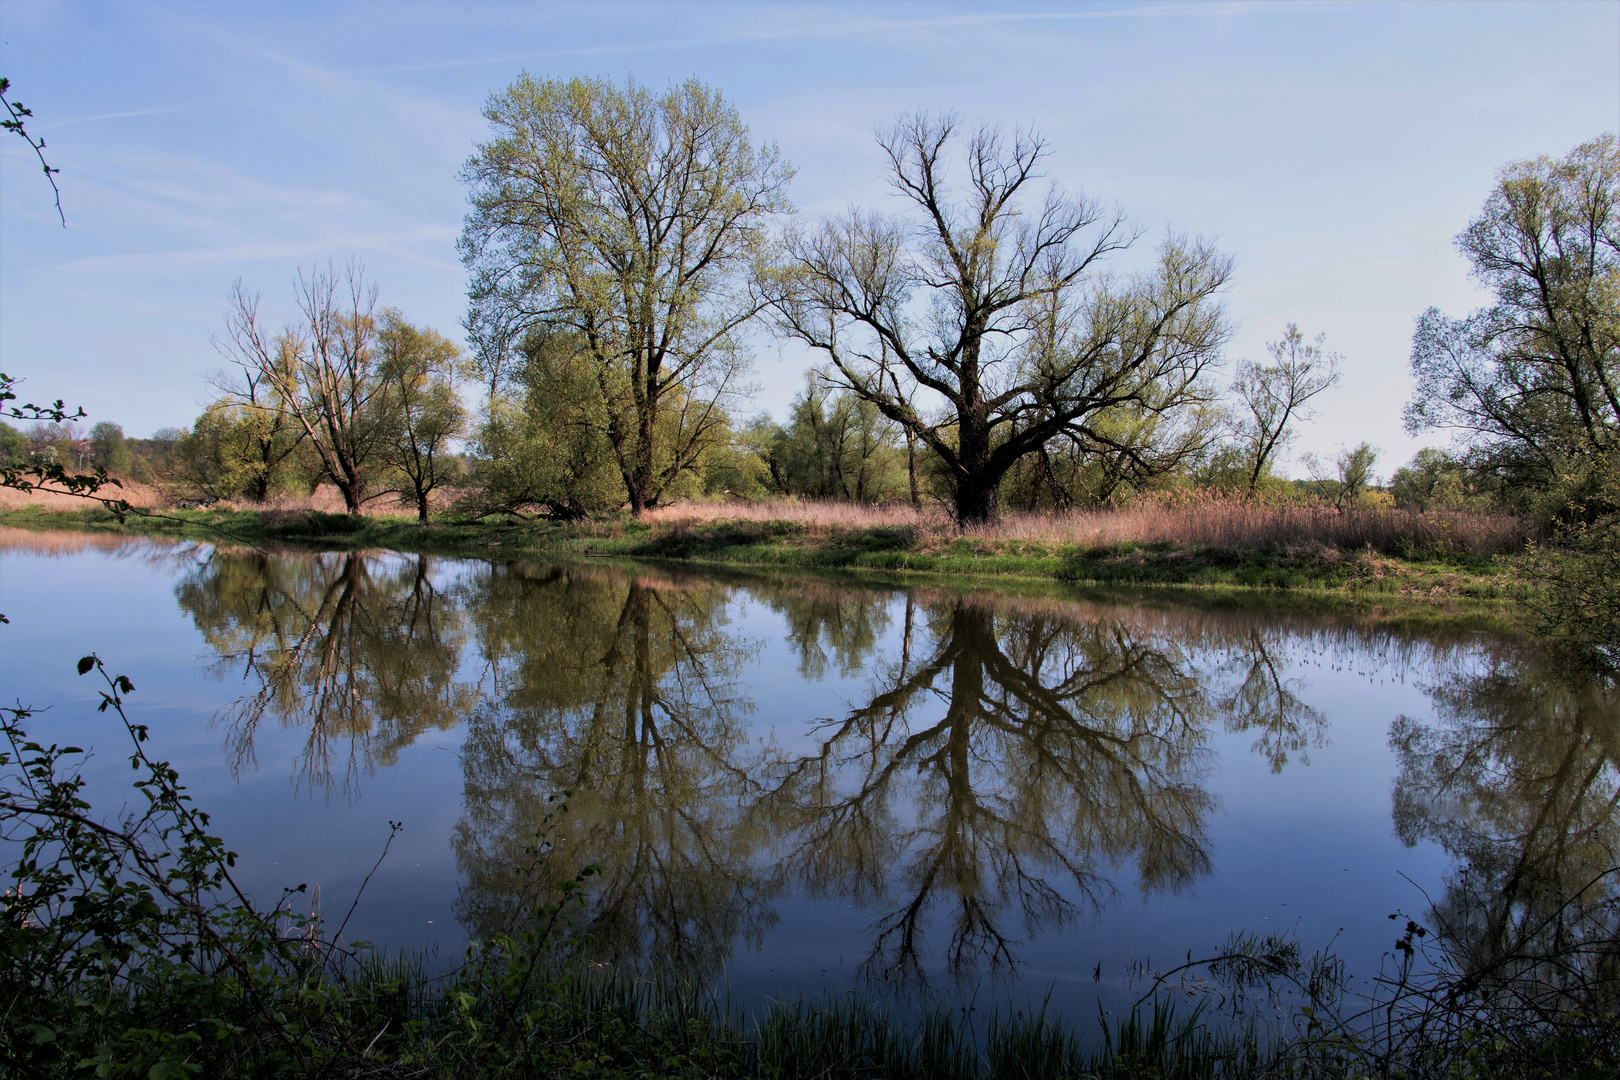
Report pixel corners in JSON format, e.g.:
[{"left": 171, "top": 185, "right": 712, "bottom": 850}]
[
  {"left": 906, "top": 432, "right": 921, "bottom": 509},
  {"left": 335, "top": 477, "right": 363, "bottom": 515},
  {"left": 953, "top": 473, "right": 999, "bottom": 526},
  {"left": 416, "top": 488, "right": 430, "bottom": 524},
  {"left": 624, "top": 469, "right": 647, "bottom": 518},
  {"left": 953, "top": 368, "right": 996, "bottom": 524}
]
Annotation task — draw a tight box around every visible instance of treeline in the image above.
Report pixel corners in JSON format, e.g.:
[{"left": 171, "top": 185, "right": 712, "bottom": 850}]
[
  {"left": 13, "top": 79, "right": 1610, "bottom": 533},
  {"left": 0, "top": 418, "right": 182, "bottom": 484},
  {"left": 0, "top": 362, "right": 1508, "bottom": 518},
  {"left": 0, "top": 336, "right": 1510, "bottom": 520}
]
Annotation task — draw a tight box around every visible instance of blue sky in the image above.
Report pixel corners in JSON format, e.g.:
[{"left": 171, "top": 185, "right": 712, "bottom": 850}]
[{"left": 2, "top": 0, "right": 1616, "bottom": 476}]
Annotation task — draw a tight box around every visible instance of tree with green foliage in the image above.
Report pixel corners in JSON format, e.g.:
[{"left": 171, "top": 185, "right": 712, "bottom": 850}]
[
  {"left": 1390, "top": 447, "right": 1482, "bottom": 510},
  {"left": 87, "top": 421, "right": 131, "bottom": 474},
  {"left": 172, "top": 403, "right": 308, "bottom": 501},
  {"left": 1305, "top": 441, "right": 1379, "bottom": 509},
  {"left": 469, "top": 327, "right": 627, "bottom": 519},
  {"left": 0, "top": 421, "right": 22, "bottom": 467},
  {"left": 461, "top": 74, "right": 793, "bottom": 516},
  {"left": 377, "top": 311, "right": 468, "bottom": 522},
  {"left": 1532, "top": 454, "right": 1620, "bottom": 671},
  {"left": 1405, "top": 134, "right": 1619, "bottom": 520},
  {"left": 769, "top": 112, "right": 1232, "bottom": 525},
  {"left": 696, "top": 414, "right": 775, "bottom": 501},
  {"left": 764, "top": 371, "right": 906, "bottom": 503}
]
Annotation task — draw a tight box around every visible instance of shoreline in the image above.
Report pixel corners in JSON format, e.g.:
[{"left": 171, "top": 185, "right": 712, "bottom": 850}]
[{"left": 0, "top": 504, "right": 1535, "bottom": 631}]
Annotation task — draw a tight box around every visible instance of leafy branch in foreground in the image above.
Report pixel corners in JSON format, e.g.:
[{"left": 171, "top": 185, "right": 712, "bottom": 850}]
[
  {"left": 1, "top": 372, "right": 133, "bottom": 521},
  {"left": 0, "top": 75, "right": 65, "bottom": 226}
]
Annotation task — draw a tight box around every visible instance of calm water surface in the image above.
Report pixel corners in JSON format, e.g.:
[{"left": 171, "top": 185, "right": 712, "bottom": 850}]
[{"left": 3, "top": 529, "right": 1615, "bottom": 1019}]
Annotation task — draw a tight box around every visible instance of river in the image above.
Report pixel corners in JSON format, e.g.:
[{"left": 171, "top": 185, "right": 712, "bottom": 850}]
[{"left": 2, "top": 528, "right": 1614, "bottom": 1023}]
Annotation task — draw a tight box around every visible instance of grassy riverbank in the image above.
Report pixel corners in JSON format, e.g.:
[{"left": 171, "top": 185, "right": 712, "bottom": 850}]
[{"left": 0, "top": 501, "right": 1540, "bottom": 627}]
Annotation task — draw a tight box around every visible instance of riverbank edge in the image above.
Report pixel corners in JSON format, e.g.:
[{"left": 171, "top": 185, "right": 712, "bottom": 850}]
[{"left": 0, "top": 504, "right": 1536, "bottom": 632}]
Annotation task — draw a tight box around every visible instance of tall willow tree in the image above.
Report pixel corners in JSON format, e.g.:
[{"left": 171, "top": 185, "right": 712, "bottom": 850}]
[{"left": 460, "top": 75, "right": 793, "bottom": 516}]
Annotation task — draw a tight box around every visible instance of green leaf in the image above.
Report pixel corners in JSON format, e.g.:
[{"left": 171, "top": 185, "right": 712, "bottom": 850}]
[{"left": 77, "top": 655, "right": 96, "bottom": 675}]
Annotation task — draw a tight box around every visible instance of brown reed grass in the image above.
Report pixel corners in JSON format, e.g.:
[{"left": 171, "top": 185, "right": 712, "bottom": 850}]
[
  {"left": 1, "top": 478, "right": 1540, "bottom": 557},
  {"left": 642, "top": 495, "right": 1541, "bottom": 556},
  {"left": 0, "top": 480, "right": 169, "bottom": 511},
  {"left": 0, "top": 481, "right": 449, "bottom": 518}
]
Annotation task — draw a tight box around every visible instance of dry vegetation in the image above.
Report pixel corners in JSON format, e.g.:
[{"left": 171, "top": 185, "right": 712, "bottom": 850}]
[
  {"left": 0, "top": 481, "right": 446, "bottom": 517},
  {"left": 644, "top": 495, "right": 1541, "bottom": 556},
  {"left": 0, "top": 480, "right": 170, "bottom": 512}
]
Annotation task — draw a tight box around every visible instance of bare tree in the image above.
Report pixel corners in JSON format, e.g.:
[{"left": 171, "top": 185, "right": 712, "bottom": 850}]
[
  {"left": 1231, "top": 323, "right": 1342, "bottom": 493},
  {"left": 768, "top": 113, "right": 1232, "bottom": 524},
  {"left": 460, "top": 75, "right": 794, "bottom": 516},
  {"left": 215, "top": 261, "right": 392, "bottom": 514}
]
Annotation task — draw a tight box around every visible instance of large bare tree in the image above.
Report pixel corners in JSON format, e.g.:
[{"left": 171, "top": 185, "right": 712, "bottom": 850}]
[
  {"left": 768, "top": 113, "right": 1232, "bottom": 524},
  {"left": 216, "top": 260, "right": 393, "bottom": 514},
  {"left": 460, "top": 75, "right": 793, "bottom": 516}
]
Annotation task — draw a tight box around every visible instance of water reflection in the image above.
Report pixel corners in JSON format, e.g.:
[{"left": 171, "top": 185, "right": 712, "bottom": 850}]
[
  {"left": 764, "top": 599, "right": 1213, "bottom": 983},
  {"left": 451, "top": 565, "right": 775, "bottom": 974},
  {"left": 159, "top": 547, "right": 1619, "bottom": 990},
  {"left": 1392, "top": 655, "right": 1620, "bottom": 994},
  {"left": 1220, "top": 630, "right": 1328, "bottom": 773},
  {"left": 176, "top": 549, "right": 475, "bottom": 796}
]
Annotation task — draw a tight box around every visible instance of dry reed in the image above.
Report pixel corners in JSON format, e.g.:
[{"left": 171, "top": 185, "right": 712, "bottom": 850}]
[
  {"left": 0, "top": 480, "right": 169, "bottom": 511},
  {"left": 0, "top": 482, "right": 447, "bottom": 518},
  {"left": 644, "top": 496, "right": 1541, "bottom": 556}
]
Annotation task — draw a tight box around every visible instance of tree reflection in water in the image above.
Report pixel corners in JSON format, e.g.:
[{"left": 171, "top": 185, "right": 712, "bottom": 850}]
[
  {"left": 1393, "top": 655, "right": 1620, "bottom": 1001},
  {"left": 174, "top": 549, "right": 475, "bottom": 797},
  {"left": 762, "top": 596, "right": 1215, "bottom": 985},
  {"left": 452, "top": 564, "right": 777, "bottom": 978},
  {"left": 167, "top": 551, "right": 1616, "bottom": 999},
  {"left": 1220, "top": 629, "right": 1328, "bottom": 774}
]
